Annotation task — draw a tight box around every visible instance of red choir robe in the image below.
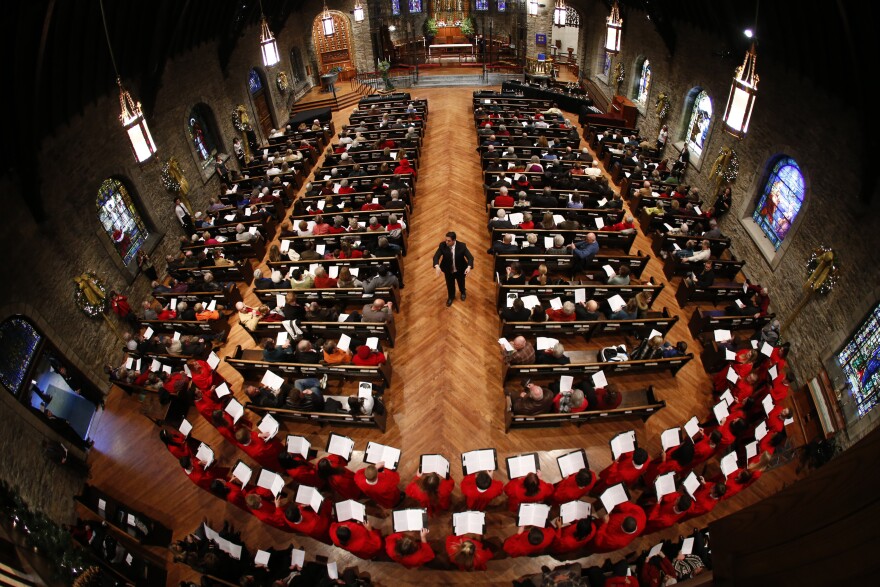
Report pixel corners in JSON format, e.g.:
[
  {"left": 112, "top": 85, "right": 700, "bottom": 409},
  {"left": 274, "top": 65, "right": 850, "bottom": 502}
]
[
  {"left": 354, "top": 467, "right": 402, "bottom": 509},
  {"left": 385, "top": 533, "right": 435, "bottom": 568},
  {"left": 502, "top": 527, "right": 555, "bottom": 557},
  {"left": 445, "top": 535, "right": 494, "bottom": 570},
  {"left": 551, "top": 471, "right": 597, "bottom": 505},
  {"left": 405, "top": 476, "right": 455, "bottom": 516},
  {"left": 460, "top": 473, "right": 504, "bottom": 511},
  {"left": 592, "top": 452, "right": 647, "bottom": 494},
  {"left": 503, "top": 477, "right": 554, "bottom": 512},
  {"left": 690, "top": 434, "right": 719, "bottom": 468},
  {"left": 590, "top": 502, "right": 647, "bottom": 552},
  {"left": 643, "top": 493, "right": 689, "bottom": 534},
  {"left": 278, "top": 502, "right": 332, "bottom": 542},
  {"left": 323, "top": 454, "right": 362, "bottom": 500},
  {"left": 684, "top": 482, "right": 721, "bottom": 520},
  {"left": 720, "top": 469, "right": 763, "bottom": 500},
  {"left": 329, "top": 521, "right": 384, "bottom": 559},
  {"left": 552, "top": 521, "right": 597, "bottom": 554}
]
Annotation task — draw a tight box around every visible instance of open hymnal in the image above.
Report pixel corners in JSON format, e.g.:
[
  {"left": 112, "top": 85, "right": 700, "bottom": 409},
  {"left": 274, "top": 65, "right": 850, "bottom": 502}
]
[
  {"left": 286, "top": 435, "right": 310, "bottom": 459},
  {"left": 254, "top": 550, "right": 270, "bottom": 566},
  {"left": 654, "top": 472, "right": 677, "bottom": 498},
  {"left": 498, "top": 338, "right": 514, "bottom": 352},
  {"left": 506, "top": 453, "right": 539, "bottom": 479},
  {"left": 549, "top": 297, "right": 563, "bottom": 311},
  {"left": 680, "top": 536, "right": 695, "bottom": 555},
  {"left": 520, "top": 294, "right": 541, "bottom": 309},
  {"left": 327, "top": 563, "right": 338, "bottom": 581},
  {"left": 207, "top": 351, "right": 221, "bottom": 369},
  {"left": 684, "top": 416, "right": 700, "bottom": 439},
  {"left": 745, "top": 440, "right": 759, "bottom": 461},
  {"left": 661, "top": 428, "right": 682, "bottom": 451},
  {"left": 214, "top": 382, "right": 230, "bottom": 398},
  {"left": 556, "top": 449, "right": 588, "bottom": 478},
  {"left": 610, "top": 430, "right": 636, "bottom": 460},
  {"left": 258, "top": 414, "right": 280, "bottom": 440},
  {"left": 726, "top": 368, "right": 739, "bottom": 384},
  {"left": 179, "top": 418, "right": 193, "bottom": 438},
  {"left": 599, "top": 483, "right": 630, "bottom": 513},
  {"left": 602, "top": 264, "right": 615, "bottom": 277},
  {"left": 607, "top": 294, "right": 626, "bottom": 312},
  {"left": 232, "top": 461, "right": 253, "bottom": 486},
  {"left": 225, "top": 398, "right": 245, "bottom": 423},
  {"left": 592, "top": 370, "right": 609, "bottom": 388},
  {"left": 326, "top": 433, "right": 355, "bottom": 460},
  {"left": 461, "top": 449, "right": 497, "bottom": 475},
  {"left": 365, "top": 442, "right": 401, "bottom": 470},
  {"left": 682, "top": 472, "right": 700, "bottom": 497},
  {"left": 762, "top": 394, "right": 775, "bottom": 415},
  {"left": 560, "top": 500, "right": 592, "bottom": 524},
  {"left": 393, "top": 509, "right": 427, "bottom": 532},
  {"left": 768, "top": 365, "right": 779, "bottom": 380},
  {"left": 453, "top": 511, "right": 486, "bottom": 536},
  {"left": 720, "top": 389, "right": 735, "bottom": 406},
  {"left": 261, "top": 370, "right": 285, "bottom": 391},
  {"left": 714, "top": 329, "right": 733, "bottom": 343},
  {"left": 195, "top": 443, "right": 214, "bottom": 468},
  {"left": 536, "top": 337, "right": 559, "bottom": 351},
  {"left": 713, "top": 400, "right": 730, "bottom": 423},
  {"left": 720, "top": 452, "right": 739, "bottom": 478},
  {"left": 257, "top": 470, "right": 285, "bottom": 497},
  {"left": 419, "top": 454, "right": 450, "bottom": 477},
  {"left": 295, "top": 484, "right": 324, "bottom": 512},
  {"left": 517, "top": 503, "right": 551, "bottom": 528},
  {"left": 755, "top": 421, "right": 768, "bottom": 441},
  {"left": 335, "top": 499, "right": 366, "bottom": 523}
]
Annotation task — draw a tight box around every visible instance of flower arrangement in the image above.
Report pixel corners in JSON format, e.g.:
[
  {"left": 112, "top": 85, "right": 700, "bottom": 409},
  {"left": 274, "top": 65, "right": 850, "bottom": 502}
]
[
  {"left": 73, "top": 271, "right": 109, "bottom": 318},
  {"left": 423, "top": 17, "right": 438, "bottom": 37},
  {"left": 276, "top": 71, "right": 290, "bottom": 93},
  {"left": 460, "top": 16, "right": 476, "bottom": 37},
  {"left": 231, "top": 104, "right": 249, "bottom": 132},
  {"left": 655, "top": 92, "right": 669, "bottom": 120},
  {"left": 160, "top": 161, "right": 181, "bottom": 193},
  {"left": 805, "top": 245, "right": 839, "bottom": 295},
  {"left": 614, "top": 63, "right": 625, "bottom": 85}
]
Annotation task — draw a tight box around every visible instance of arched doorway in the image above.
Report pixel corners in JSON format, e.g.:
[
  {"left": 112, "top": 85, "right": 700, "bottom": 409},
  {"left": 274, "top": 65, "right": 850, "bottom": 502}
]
[
  {"left": 312, "top": 11, "right": 355, "bottom": 81},
  {"left": 247, "top": 67, "right": 275, "bottom": 138}
]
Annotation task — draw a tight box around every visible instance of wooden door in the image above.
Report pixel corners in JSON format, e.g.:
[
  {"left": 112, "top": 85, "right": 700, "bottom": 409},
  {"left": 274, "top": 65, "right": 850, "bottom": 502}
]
[{"left": 253, "top": 90, "right": 272, "bottom": 137}]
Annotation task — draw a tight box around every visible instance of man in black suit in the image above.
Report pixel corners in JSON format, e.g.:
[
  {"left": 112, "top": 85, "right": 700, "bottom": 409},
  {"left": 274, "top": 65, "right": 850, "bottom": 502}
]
[{"left": 432, "top": 231, "right": 474, "bottom": 307}]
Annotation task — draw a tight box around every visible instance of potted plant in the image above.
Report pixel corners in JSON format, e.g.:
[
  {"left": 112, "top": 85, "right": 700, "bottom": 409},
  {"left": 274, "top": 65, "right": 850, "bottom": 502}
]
[
  {"left": 460, "top": 16, "right": 475, "bottom": 40},
  {"left": 378, "top": 60, "right": 395, "bottom": 91},
  {"left": 423, "top": 17, "right": 438, "bottom": 45}
]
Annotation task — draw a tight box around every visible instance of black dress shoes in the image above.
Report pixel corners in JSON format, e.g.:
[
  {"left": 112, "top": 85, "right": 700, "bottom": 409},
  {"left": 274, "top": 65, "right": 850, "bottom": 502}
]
[
  {"left": 460, "top": 292, "right": 467, "bottom": 301},
  {"left": 446, "top": 298, "right": 453, "bottom": 307}
]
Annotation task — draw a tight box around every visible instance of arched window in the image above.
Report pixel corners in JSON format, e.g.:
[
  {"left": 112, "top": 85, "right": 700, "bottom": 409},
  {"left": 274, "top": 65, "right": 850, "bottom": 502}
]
[
  {"left": 392, "top": 0, "right": 401, "bottom": 16},
  {"left": 96, "top": 178, "right": 149, "bottom": 266},
  {"left": 602, "top": 52, "right": 611, "bottom": 79},
  {"left": 475, "top": 0, "right": 487, "bottom": 10},
  {"left": 685, "top": 90, "right": 712, "bottom": 159},
  {"left": 290, "top": 47, "right": 306, "bottom": 85},
  {"left": 187, "top": 104, "right": 222, "bottom": 170},
  {"left": 409, "top": 0, "right": 423, "bottom": 12},
  {"left": 248, "top": 68, "right": 263, "bottom": 94},
  {"left": 636, "top": 58, "right": 651, "bottom": 105},
  {"left": 0, "top": 315, "right": 99, "bottom": 446},
  {"left": 751, "top": 156, "right": 805, "bottom": 250},
  {"left": 836, "top": 302, "right": 880, "bottom": 419},
  {"left": 497, "top": 0, "right": 507, "bottom": 11}
]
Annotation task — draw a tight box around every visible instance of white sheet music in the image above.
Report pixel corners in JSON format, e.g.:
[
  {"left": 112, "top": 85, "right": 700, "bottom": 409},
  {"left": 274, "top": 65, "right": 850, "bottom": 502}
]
[
  {"left": 261, "top": 370, "right": 285, "bottom": 391},
  {"left": 144, "top": 326, "right": 154, "bottom": 339},
  {"left": 684, "top": 416, "right": 700, "bottom": 439},
  {"left": 225, "top": 398, "right": 244, "bottom": 423},
  {"left": 725, "top": 349, "right": 736, "bottom": 360},
  {"left": 610, "top": 430, "right": 636, "bottom": 460},
  {"left": 648, "top": 543, "right": 663, "bottom": 559},
  {"left": 575, "top": 288, "right": 586, "bottom": 303},
  {"left": 602, "top": 264, "right": 615, "bottom": 277},
  {"left": 544, "top": 236, "right": 555, "bottom": 249},
  {"left": 654, "top": 472, "right": 676, "bottom": 498},
  {"left": 520, "top": 294, "right": 541, "bottom": 308},
  {"left": 755, "top": 421, "right": 768, "bottom": 440},
  {"left": 290, "top": 548, "right": 305, "bottom": 568},
  {"left": 560, "top": 500, "right": 592, "bottom": 524},
  {"left": 196, "top": 443, "right": 214, "bottom": 468},
  {"left": 768, "top": 365, "right": 778, "bottom": 380},
  {"left": 207, "top": 351, "right": 221, "bottom": 369},
  {"left": 599, "top": 483, "right": 629, "bottom": 513},
  {"left": 498, "top": 338, "right": 514, "bottom": 352},
  {"left": 286, "top": 435, "right": 310, "bottom": 458},
  {"left": 258, "top": 414, "right": 280, "bottom": 439},
  {"left": 507, "top": 454, "right": 538, "bottom": 479},
  {"left": 517, "top": 503, "right": 551, "bottom": 527},
  {"left": 179, "top": 418, "right": 193, "bottom": 437},
  {"left": 393, "top": 509, "right": 426, "bottom": 532},
  {"left": 327, "top": 562, "right": 338, "bottom": 580},
  {"left": 595, "top": 217, "right": 605, "bottom": 229},
  {"left": 276, "top": 331, "right": 288, "bottom": 346},
  {"left": 295, "top": 484, "right": 324, "bottom": 511},
  {"left": 257, "top": 470, "right": 285, "bottom": 497},
  {"left": 548, "top": 297, "right": 563, "bottom": 310},
  {"left": 215, "top": 382, "right": 231, "bottom": 398},
  {"left": 761, "top": 342, "right": 774, "bottom": 357},
  {"left": 720, "top": 389, "right": 734, "bottom": 406},
  {"left": 254, "top": 550, "right": 270, "bottom": 566},
  {"left": 661, "top": 428, "right": 681, "bottom": 451},
  {"left": 462, "top": 449, "right": 497, "bottom": 474},
  {"left": 714, "top": 329, "right": 733, "bottom": 342},
  {"left": 712, "top": 400, "right": 729, "bottom": 422},
  {"left": 150, "top": 358, "right": 161, "bottom": 372},
  {"left": 420, "top": 454, "right": 450, "bottom": 476},
  {"left": 536, "top": 337, "right": 559, "bottom": 351},
  {"left": 592, "top": 370, "right": 609, "bottom": 388},
  {"left": 326, "top": 433, "right": 355, "bottom": 460},
  {"left": 607, "top": 294, "right": 626, "bottom": 312},
  {"left": 366, "top": 337, "right": 379, "bottom": 350},
  {"left": 557, "top": 450, "right": 586, "bottom": 478},
  {"left": 358, "top": 382, "right": 373, "bottom": 399},
  {"left": 559, "top": 375, "right": 574, "bottom": 392},
  {"left": 365, "top": 442, "right": 401, "bottom": 470},
  {"left": 682, "top": 472, "right": 700, "bottom": 497},
  {"left": 745, "top": 441, "right": 759, "bottom": 461},
  {"left": 335, "top": 499, "right": 366, "bottom": 523},
  {"left": 232, "top": 461, "right": 253, "bottom": 486},
  {"left": 720, "top": 452, "right": 739, "bottom": 477},
  {"left": 680, "top": 536, "right": 695, "bottom": 555},
  {"left": 338, "top": 333, "right": 352, "bottom": 352},
  {"left": 453, "top": 511, "right": 486, "bottom": 536},
  {"left": 726, "top": 368, "right": 739, "bottom": 384}
]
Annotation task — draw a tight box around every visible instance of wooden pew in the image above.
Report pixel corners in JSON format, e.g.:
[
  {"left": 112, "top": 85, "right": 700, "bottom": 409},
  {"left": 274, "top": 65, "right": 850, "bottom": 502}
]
[
  {"left": 500, "top": 307, "right": 679, "bottom": 341},
  {"left": 245, "top": 399, "right": 388, "bottom": 432},
  {"left": 650, "top": 232, "right": 731, "bottom": 259},
  {"left": 502, "top": 351, "right": 693, "bottom": 381},
  {"left": 487, "top": 206, "right": 622, "bottom": 229},
  {"left": 242, "top": 319, "right": 398, "bottom": 347},
  {"left": 496, "top": 280, "right": 664, "bottom": 311},
  {"left": 662, "top": 254, "right": 745, "bottom": 281},
  {"left": 489, "top": 227, "right": 636, "bottom": 254},
  {"left": 140, "top": 317, "right": 230, "bottom": 338},
  {"left": 675, "top": 280, "right": 749, "bottom": 307},
  {"left": 504, "top": 386, "right": 665, "bottom": 432},
  {"left": 70, "top": 527, "right": 167, "bottom": 587},
  {"left": 688, "top": 308, "right": 774, "bottom": 338},
  {"left": 290, "top": 207, "right": 410, "bottom": 229},
  {"left": 280, "top": 228, "right": 409, "bottom": 256},
  {"left": 224, "top": 345, "right": 391, "bottom": 386},
  {"left": 267, "top": 256, "right": 405, "bottom": 289},
  {"left": 169, "top": 262, "right": 255, "bottom": 285},
  {"left": 180, "top": 237, "right": 266, "bottom": 263},
  {"left": 197, "top": 215, "right": 277, "bottom": 242},
  {"left": 494, "top": 250, "right": 651, "bottom": 280},
  {"left": 254, "top": 286, "right": 401, "bottom": 313},
  {"left": 75, "top": 485, "right": 173, "bottom": 547},
  {"left": 152, "top": 284, "right": 243, "bottom": 310}
]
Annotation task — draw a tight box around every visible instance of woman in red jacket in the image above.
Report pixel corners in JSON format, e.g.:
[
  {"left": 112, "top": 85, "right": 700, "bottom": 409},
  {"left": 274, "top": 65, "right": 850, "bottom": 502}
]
[
  {"left": 405, "top": 472, "right": 454, "bottom": 516},
  {"left": 446, "top": 535, "right": 493, "bottom": 571},
  {"left": 352, "top": 345, "right": 387, "bottom": 366},
  {"left": 330, "top": 520, "right": 384, "bottom": 560},
  {"left": 460, "top": 471, "right": 504, "bottom": 511},
  {"left": 386, "top": 528, "right": 434, "bottom": 568},
  {"left": 551, "top": 517, "right": 596, "bottom": 554},
  {"left": 317, "top": 455, "right": 363, "bottom": 500},
  {"left": 504, "top": 471, "right": 554, "bottom": 512}
]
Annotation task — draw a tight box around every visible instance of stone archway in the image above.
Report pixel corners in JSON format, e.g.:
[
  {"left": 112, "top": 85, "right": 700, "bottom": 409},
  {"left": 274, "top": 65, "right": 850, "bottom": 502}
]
[{"left": 312, "top": 11, "right": 356, "bottom": 81}]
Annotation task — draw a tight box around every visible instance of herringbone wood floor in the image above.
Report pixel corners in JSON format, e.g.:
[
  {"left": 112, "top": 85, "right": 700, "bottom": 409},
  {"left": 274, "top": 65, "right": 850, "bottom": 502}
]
[{"left": 86, "top": 86, "right": 801, "bottom": 586}]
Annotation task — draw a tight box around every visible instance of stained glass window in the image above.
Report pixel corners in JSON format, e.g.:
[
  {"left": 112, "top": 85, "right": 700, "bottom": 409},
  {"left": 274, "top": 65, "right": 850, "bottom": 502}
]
[
  {"left": 475, "top": 0, "right": 488, "bottom": 10},
  {"left": 96, "top": 178, "right": 149, "bottom": 266},
  {"left": 752, "top": 157, "right": 805, "bottom": 249},
  {"left": 187, "top": 104, "right": 220, "bottom": 167},
  {"left": 602, "top": 52, "right": 611, "bottom": 78},
  {"left": 409, "top": 0, "right": 423, "bottom": 13},
  {"left": 498, "top": 0, "right": 506, "bottom": 11},
  {"left": 0, "top": 317, "right": 41, "bottom": 396},
  {"left": 837, "top": 303, "right": 880, "bottom": 418},
  {"left": 637, "top": 59, "right": 651, "bottom": 104},
  {"left": 685, "top": 90, "right": 712, "bottom": 159},
  {"left": 290, "top": 47, "right": 306, "bottom": 84},
  {"left": 248, "top": 68, "right": 263, "bottom": 94},
  {"left": 392, "top": 0, "right": 400, "bottom": 16}
]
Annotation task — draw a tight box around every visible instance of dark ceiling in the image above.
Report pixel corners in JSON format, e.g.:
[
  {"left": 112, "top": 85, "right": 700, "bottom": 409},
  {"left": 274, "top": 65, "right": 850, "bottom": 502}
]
[{"left": 4, "top": 0, "right": 877, "bottom": 216}]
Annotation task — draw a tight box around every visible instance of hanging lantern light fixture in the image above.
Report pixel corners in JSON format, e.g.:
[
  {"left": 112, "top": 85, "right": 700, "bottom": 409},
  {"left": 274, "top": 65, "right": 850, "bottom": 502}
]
[
  {"left": 554, "top": 0, "right": 566, "bottom": 27},
  {"left": 528, "top": 0, "right": 539, "bottom": 17},
  {"left": 322, "top": 2, "right": 336, "bottom": 36},
  {"left": 99, "top": 0, "right": 157, "bottom": 163},
  {"left": 353, "top": 0, "right": 365, "bottom": 22},
  {"left": 259, "top": 17, "right": 281, "bottom": 66},
  {"left": 723, "top": 43, "right": 759, "bottom": 138},
  {"left": 605, "top": 0, "right": 623, "bottom": 54}
]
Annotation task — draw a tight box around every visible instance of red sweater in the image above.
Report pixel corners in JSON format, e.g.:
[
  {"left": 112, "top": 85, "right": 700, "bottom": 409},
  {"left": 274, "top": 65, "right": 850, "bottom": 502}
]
[
  {"left": 445, "top": 535, "right": 493, "bottom": 571},
  {"left": 405, "top": 476, "right": 455, "bottom": 515},
  {"left": 460, "top": 474, "right": 504, "bottom": 511},
  {"left": 330, "top": 521, "right": 384, "bottom": 559},
  {"left": 504, "top": 477, "right": 554, "bottom": 512},
  {"left": 590, "top": 502, "right": 647, "bottom": 552},
  {"left": 552, "top": 472, "right": 596, "bottom": 505},
  {"left": 385, "top": 534, "right": 435, "bottom": 568},
  {"left": 502, "top": 527, "right": 555, "bottom": 557},
  {"left": 354, "top": 468, "right": 401, "bottom": 509}
]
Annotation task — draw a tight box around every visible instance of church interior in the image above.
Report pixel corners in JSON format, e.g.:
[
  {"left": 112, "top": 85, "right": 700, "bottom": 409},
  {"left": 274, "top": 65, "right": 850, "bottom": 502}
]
[{"left": 2, "top": 0, "right": 880, "bottom": 585}]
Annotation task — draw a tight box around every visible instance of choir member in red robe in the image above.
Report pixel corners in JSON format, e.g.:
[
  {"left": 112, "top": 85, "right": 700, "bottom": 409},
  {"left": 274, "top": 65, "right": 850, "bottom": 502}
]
[
  {"left": 276, "top": 501, "right": 331, "bottom": 543},
  {"left": 278, "top": 452, "right": 324, "bottom": 488},
  {"left": 317, "top": 455, "right": 362, "bottom": 500},
  {"left": 330, "top": 520, "right": 384, "bottom": 560},
  {"left": 502, "top": 526, "right": 555, "bottom": 557},
  {"left": 504, "top": 472, "right": 554, "bottom": 512},
  {"left": 405, "top": 472, "right": 455, "bottom": 516},
  {"left": 643, "top": 492, "right": 693, "bottom": 534},
  {"left": 354, "top": 462, "right": 402, "bottom": 509},
  {"left": 684, "top": 480, "right": 726, "bottom": 520},
  {"left": 386, "top": 529, "right": 435, "bottom": 568},
  {"left": 244, "top": 492, "right": 285, "bottom": 529},
  {"left": 460, "top": 471, "right": 504, "bottom": 511},
  {"left": 552, "top": 468, "right": 597, "bottom": 505},
  {"left": 591, "top": 448, "right": 649, "bottom": 495},
  {"left": 590, "top": 502, "right": 647, "bottom": 552},
  {"left": 643, "top": 441, "right": 695, "bottom": 486},
  {"left": 551, "top": 516, "right": 597, "bottom": 555},
  {"left": 445, "top": 535, "right": 494, "bottom": 571}
]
